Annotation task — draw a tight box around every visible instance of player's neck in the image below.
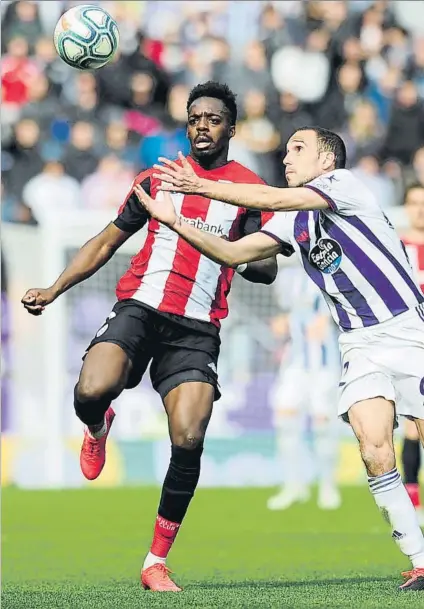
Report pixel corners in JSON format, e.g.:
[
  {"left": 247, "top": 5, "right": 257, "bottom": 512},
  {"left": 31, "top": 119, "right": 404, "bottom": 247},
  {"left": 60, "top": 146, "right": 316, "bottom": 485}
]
[
  {"left": 403, "top": 228, "right": 424, "bottom": 244},
  {"left": 191, "top": 150, "right": 230, "bottom": 171}
]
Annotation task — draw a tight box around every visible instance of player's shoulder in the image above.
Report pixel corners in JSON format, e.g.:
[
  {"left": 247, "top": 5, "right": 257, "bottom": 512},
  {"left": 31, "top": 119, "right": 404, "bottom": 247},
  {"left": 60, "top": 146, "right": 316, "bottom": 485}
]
[
  {"left": 310, "top": 169, "right": 377, "bottom": 208},
  {"left": 308, "top": 169, "right": 355, "bottom": 191},
  {"left": 133, "top": 167, "right": 156, "bottom": 186},
  {"left": 226, "top": 161, "right": 266, "bottom": 185}
]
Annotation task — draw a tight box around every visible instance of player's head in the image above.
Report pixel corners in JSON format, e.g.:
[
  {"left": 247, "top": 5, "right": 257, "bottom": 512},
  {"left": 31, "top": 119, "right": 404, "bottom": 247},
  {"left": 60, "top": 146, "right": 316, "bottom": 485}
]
[
  {"left": 284, "top": 127, "right": 347, "bottom": 187},
  {"left": 404, "top": 183, "right": 424, "bottom": 231},
  {"left": 186, "top": 81, "right": 237, "bottom": 163}
]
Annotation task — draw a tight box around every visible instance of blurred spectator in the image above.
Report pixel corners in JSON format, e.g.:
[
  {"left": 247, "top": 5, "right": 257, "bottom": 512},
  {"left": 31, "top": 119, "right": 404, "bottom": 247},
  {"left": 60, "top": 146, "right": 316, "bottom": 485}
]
[
  {"left": 125, "top": 32, "right": 169, "bottom": 105},
  {"left": 230, "top": 89, "right": 280, "bottom": 185},
  {"left": 259, "top": 4, "right": 304, "bottom": 62},
  {"left": 222, "top": 41, "right": 277, "bottom": 105},
  {"left": 1, "top": 179, "right": 35, "bottom": 225},
  {"left": 139, "top": 84, "right": 190, "bottom": 169},
  {"left": 342, "top": 100, "right": 384, "bottom": 165},
  {"left": 62, "top": 122, "right": 99, "bottom": 182},
  {"left": 277, "top": 92, "right": 313, "bottom": 153},
  {"left": 22, "top": 160, "right": 81, "bottom": 222},
  {"left": 365, "top": 66, "right": 401, "bottom": 125},
  {"left": 95, "top": 49, "right": 134, "bottom": 108},
  {"left": 33, "top": 37, "right": 68, "bottom": 96},
  {"left": 404, "top": 147, "right": 424, "bottom": 189},
  {"left": 405, "top": 37, "right": 424, "bottom": 100},
  {"left": 271, "top": 44, "right": 330, "bottom": 104},
  {"left": 380, "top": 81, "right": 424, "bottom": 165},
  {"left": 1, "top": 36, "right": 40, "bottom": 109},
  {"left": 124, "top": 72, "right": 165, "bottom": 137},
  {"left": 5, "top": 118, "right": 44, "bottom": 198},
  {"left": 63, "top": 72, "right": 100, "bottom": 127},
  {"left": 2, "top": 1, "right": 44, "bottom": 53},
  {"left": 81, "top": 155, "right": 134, "bottom": 210},
  {"left": 351, "top": 155, "right": 396, "bottom": 208},
  {"left": 315, "top": 62, "right": 364, "bottom": 130},
  {"left": 101, "top": 121, "right": 138, "bottom": 170},
  {"left": 21, "top": 73, "right": 60, "bottom": 136}
]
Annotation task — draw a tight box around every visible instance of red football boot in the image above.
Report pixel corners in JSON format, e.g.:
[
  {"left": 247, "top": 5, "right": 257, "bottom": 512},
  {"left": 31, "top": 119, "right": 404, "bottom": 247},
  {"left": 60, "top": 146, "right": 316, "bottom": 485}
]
[
  {"left": 141, "top": 564, "right": 182, "bottom": 592},
  {"left": 80, "top": 407, "right": 115, "bottom": 480},
  {"left": 399, "top": 567, "right": 424, "bottom": 591}
]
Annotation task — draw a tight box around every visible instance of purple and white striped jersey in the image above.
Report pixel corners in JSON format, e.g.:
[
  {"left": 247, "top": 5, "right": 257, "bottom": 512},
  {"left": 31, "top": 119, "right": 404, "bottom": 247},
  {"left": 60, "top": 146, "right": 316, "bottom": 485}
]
[{"left": 261, "top": 169, "right": 424, "bottom": 332}]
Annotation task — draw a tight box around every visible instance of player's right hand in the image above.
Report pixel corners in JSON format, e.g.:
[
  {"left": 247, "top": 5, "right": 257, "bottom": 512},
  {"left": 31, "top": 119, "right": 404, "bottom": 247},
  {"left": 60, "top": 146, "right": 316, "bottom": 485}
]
[{"left": 21, "top": 288, "right": 56, "bottom": 316}]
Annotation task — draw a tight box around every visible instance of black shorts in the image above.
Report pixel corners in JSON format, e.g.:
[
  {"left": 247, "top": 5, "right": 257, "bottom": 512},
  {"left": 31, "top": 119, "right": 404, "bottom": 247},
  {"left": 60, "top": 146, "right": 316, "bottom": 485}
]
[{"left": 85, "top": 299, "right": 221, "bottom": 400}]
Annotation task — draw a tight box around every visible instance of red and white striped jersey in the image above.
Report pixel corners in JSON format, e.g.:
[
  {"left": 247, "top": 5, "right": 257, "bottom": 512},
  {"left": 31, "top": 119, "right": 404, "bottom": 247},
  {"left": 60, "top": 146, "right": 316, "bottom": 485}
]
[
  {"left": 114, "top": 156, "right": 273, "bottom": 327},
  {"left": 403, "top": 238, "right": 424, "bottom": 293}
]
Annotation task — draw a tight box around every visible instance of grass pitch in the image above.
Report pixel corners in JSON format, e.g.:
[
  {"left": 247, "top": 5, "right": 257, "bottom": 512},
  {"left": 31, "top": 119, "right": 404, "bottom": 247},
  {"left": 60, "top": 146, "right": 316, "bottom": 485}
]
[{"left": 2, "top": 486, "right": 422, "bottom": 608}]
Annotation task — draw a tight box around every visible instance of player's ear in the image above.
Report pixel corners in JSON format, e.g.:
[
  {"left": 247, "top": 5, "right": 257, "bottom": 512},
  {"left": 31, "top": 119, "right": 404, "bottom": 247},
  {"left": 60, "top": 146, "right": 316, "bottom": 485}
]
[
  {"left": 229, "top": 125, "right": 235, "bottom": 139},
  {"left": 323, "top": 152, "right": 335, "bottom": 171}
]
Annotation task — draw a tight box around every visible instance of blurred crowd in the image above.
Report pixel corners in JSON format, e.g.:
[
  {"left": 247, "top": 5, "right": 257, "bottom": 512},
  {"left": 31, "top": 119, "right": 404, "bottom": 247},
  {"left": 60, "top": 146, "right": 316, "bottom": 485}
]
[{"left": 2, "top": 0, "right": 424, "bottom": 226}]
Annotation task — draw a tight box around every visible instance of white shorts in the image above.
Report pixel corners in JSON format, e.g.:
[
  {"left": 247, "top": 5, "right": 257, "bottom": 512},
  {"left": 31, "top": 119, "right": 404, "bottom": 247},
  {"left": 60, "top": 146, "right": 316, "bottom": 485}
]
[
  {"left": 338, "top": 305, "right": 424, "bottom": 423},
  {"left": 270, "top": 362, "right": 339, "bottom": 418}
]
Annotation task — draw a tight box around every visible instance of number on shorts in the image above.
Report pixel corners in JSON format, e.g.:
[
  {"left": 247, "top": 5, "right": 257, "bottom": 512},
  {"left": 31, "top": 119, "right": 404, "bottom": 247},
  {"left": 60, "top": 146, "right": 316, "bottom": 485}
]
[{"left": 420, "top": 377, "right": 424, "bottom": 396}]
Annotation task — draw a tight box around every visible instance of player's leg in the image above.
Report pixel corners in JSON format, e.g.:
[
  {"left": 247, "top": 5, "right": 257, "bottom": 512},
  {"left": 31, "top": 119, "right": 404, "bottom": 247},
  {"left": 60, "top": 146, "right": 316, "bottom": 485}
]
[
  {"left": 75, "top": 301, "right": 151, "bottom": 480},
  {"left": 141, "top": 379, "right": 214, "bottom": 591},
  {"left": 75, "top": 342, "right": 131, "bottom": 430},
  {"left": 310, "top": 373, "right": 341, "bottom": 510},
  {"left": 140, "top": 319, "right": 220, "bottom": 591},
  {"left": 267, "top": 366, "right": 310, "bottom": 510},
  {"left": 348, "top": 398, "right": 424, "bottom": 578},
  {"left": 74, "top": 342, "right": 131, "bottom": 480},
  {"left": 402, "top": 419, "right": 423, "bottom": 521},
  {"left": 313, "top": 415, "right": 341, "bottom": 510}
]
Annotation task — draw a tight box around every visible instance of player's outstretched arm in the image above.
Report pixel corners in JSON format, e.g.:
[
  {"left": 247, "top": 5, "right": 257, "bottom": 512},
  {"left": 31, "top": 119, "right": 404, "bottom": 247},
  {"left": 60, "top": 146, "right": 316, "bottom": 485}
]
[
  {"left": 21, "top": 223, "right": 132, "bottom": 316},
  {"left": 153, "top": 153, "right": 329, "bottom": 212},
  {"left": 237, "top": 257, "right": 278, "bottom": 285},
  {"left": 134, "top": 185, "right": 281, "bottom": 268}
]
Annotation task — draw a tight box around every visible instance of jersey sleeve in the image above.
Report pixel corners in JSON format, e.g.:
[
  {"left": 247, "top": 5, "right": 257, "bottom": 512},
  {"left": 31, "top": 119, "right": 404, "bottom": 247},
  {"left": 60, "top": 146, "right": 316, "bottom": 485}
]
[
  {"left": 304, "top": 169, "right": 375, "bottom": 216},
  {"left": 260, "top": 213, "right": 294, "bottom": 257},
  {"left": 239, "top": 210, "right": 273, "bottom": 237},
  {"left": 113, "top": 173, "right": 151, "bottom": 234}
]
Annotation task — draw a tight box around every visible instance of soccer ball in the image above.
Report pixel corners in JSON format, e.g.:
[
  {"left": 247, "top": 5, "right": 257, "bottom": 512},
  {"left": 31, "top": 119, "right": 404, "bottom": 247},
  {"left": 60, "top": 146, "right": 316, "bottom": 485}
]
[{"left": 53, "top": 5, "right": 119, "bottom": 70}]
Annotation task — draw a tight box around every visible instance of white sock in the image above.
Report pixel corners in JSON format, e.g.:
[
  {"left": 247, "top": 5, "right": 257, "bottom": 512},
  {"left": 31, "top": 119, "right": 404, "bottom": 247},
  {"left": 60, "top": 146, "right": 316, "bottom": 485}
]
[
  {"left": 314, "top": 419, "right": 338, "bottom": 488},
  {"left": 276, "top": 414, "right": 307, "bottom": 487},
  {"left": 143, "top": 552, "right": 166, "bottom": 570},
  {"left": 87, "top": 419, "right": 107, "bottom": 439},
  {"left": 368, "top": 467, "right": 424, "bottom": 568}
]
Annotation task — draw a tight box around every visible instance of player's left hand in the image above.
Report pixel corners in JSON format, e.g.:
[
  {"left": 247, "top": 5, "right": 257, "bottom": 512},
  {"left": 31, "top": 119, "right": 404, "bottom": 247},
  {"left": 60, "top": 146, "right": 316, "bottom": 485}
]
[
  {"left": 153, "top": 152, "right": 202, "bottom": 194},
  {"left": 133, "top": 185, "right": 178, "bottom": 229}
]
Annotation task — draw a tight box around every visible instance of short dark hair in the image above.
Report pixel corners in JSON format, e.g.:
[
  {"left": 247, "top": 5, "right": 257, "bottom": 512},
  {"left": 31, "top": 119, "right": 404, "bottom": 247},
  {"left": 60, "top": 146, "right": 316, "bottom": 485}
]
[
  {"left": 295, "top": 126, "right": 347, "bottom": 170},
  {"left": 187, "top": 81, "right": 237, "bottom": 125},
  {"left": 405, "top": 182, "right": 424, "bottom": 201}
]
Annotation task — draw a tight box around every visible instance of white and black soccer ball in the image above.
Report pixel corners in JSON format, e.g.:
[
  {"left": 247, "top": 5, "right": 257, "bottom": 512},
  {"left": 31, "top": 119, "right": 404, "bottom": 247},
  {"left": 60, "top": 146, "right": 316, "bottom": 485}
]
[{"left": 53, "top": 5, "right": 119, "bottom": 70}]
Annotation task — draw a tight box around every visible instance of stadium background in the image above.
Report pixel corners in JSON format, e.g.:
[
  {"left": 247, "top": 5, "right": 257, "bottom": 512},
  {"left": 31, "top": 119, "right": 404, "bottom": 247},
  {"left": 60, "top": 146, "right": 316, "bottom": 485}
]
[{"left": 2, "top": 0, "right": 424, "bottom": 491}]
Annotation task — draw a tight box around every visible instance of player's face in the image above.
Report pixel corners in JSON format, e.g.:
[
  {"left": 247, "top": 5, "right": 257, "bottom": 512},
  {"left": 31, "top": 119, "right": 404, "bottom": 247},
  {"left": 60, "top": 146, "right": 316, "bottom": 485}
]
[
  {"left": 405, "top": 187, "right": 424, "bottom": 231},
  {"left": 283, "top": 130, "right": 335, "bottom": 187},
  {"left": 187, "top": 97, "right": 234, "bottom": 161}
]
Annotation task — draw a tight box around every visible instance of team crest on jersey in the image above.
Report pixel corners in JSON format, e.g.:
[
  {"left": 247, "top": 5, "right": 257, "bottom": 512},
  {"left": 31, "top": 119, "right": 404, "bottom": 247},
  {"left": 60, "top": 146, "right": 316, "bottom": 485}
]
[{"left": 309, "top": 238, "right": 342, "bottom": 274}]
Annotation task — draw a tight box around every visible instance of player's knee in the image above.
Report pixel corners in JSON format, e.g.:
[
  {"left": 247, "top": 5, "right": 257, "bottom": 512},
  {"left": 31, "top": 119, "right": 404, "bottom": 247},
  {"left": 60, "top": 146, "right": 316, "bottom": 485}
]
[
  {"left": 172, "top": 428, "right": 204, "bottom": 450},
  {"left": 75, "top": 377, "right": 122, "bottom": 404},
  {"left": 360, "top": 439, "right": 395, "bottom": 477}
]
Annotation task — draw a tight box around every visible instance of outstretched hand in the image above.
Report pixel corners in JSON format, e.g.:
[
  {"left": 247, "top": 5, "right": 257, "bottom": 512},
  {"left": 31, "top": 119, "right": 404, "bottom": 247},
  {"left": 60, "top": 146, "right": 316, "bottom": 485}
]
[
  {"left": 133, "top": 184, "right": 179, "bottom": 228},
  {"left": 153, "top": 152, "right": 203, "bottom": 194}
]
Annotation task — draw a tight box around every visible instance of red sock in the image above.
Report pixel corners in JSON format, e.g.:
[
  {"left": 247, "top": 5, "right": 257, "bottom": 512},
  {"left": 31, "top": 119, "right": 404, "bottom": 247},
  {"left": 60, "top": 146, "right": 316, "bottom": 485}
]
[
  {"left": 150, "top": 515, "right": 181, "bottom": 558},
  {"left": 405, "top": 483, "right": 421, "bottom": 508}
]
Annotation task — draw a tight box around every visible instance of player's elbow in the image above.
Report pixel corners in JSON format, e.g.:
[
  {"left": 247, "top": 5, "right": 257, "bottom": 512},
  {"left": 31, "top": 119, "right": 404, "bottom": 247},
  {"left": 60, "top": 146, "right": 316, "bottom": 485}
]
[{"left": 244, "top": 258, "right": 278, "bottom": 284}]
